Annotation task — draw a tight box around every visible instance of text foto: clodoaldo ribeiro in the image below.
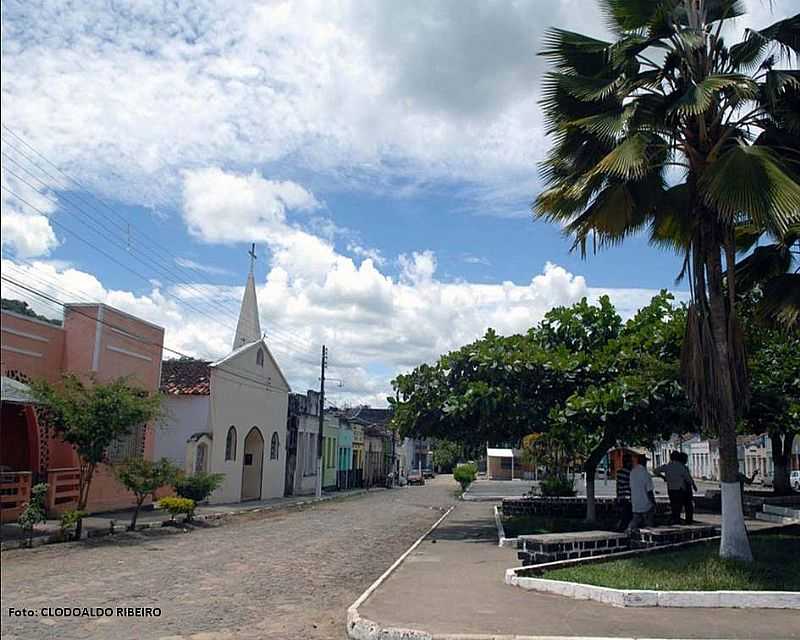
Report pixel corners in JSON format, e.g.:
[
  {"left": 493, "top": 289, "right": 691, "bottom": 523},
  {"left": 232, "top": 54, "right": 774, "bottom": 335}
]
[{"left": 8, "top": 607, "right": 162, "bottom": 618}]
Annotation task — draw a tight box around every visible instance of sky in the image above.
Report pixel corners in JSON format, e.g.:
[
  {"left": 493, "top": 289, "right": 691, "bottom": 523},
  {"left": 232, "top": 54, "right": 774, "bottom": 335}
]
[{"left": 1, "top": 0, "right": 794, "bottom": 406}]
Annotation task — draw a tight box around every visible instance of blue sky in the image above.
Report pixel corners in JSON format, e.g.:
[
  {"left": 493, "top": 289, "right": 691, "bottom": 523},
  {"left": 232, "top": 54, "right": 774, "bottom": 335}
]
[{"left": 1, "top": 0, "right": 793, "bottom": 405}]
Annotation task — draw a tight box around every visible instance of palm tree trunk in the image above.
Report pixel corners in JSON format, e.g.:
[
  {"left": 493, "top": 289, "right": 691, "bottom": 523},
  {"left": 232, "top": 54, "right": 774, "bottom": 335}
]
[{"left": 706, "top": 241, "right": 752, "bottom": 561}]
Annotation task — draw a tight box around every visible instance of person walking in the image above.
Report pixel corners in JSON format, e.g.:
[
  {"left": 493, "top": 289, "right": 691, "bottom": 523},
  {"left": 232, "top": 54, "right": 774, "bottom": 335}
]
[
  {"left": 615, "top": 454, "right": 633, "bottom": 531},
  {"left": 655, "top": 451, "right": 694, "bottom": 525},
  {"left": 679, "top": 451, "right": 697, "bottom": 525},
  {"left": 627, "top": 454, "right": 655, "bottom": 532}
]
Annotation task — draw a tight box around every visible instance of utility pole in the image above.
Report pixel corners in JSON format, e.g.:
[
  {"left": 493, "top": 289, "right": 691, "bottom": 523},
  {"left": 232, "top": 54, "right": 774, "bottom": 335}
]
[{"left": 316, "top": 345, "right": 327, "bottom": 498}]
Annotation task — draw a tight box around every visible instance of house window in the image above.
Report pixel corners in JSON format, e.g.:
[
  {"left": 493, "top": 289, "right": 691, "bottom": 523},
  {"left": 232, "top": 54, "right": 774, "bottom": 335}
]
[
  {"left": 270, "top": 432, "right": 280, "bottom": 460},
  {"left": 107, "top": 424, "right": 146, "bottom": 463},
  {"left": 225, "top": 426, "right": 237, "bottom": 461},
  {"left": 256, "top": 348, "right": 264, "bottom": 367}
]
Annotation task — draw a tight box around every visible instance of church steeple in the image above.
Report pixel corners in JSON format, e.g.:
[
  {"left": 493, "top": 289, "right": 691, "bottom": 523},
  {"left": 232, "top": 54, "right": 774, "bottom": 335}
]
[{"left": 232, "top": 243, "right": 262, "bottom": 349}]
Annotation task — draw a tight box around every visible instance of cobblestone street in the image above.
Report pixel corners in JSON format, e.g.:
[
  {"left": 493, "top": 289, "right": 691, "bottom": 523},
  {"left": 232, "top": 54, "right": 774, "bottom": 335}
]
[{"left": 1, "top": 477, "right": 457, "bottom": 640}]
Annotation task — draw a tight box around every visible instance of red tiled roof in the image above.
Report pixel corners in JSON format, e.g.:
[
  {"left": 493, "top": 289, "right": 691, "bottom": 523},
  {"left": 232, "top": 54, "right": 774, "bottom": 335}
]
[{"left": 160, "top": 359, "right": 211, "bottom": 395}]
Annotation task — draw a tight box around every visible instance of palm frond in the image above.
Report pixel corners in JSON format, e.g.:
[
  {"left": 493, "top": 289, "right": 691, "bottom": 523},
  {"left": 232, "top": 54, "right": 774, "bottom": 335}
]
[
  {"left": 758, "top": 273, "right": 800, "bottom": 330},
  {"left": 539, "top": 28, "right": 611, "bottom": 76},
  {"left": 730, "top": 14, "right": 800, "bottom": 70},
  {"left": 700, "top": 143, "right": 800, "bottom": 232},
  {"left": 668, "top": 74, "right": 757, "bottom": 116}
]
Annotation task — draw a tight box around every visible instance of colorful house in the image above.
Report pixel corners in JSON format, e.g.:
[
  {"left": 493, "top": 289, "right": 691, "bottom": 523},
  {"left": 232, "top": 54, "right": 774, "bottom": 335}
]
[
  {"left": 336, "top": 418, "right": 354, "bottom": 489},
  {"left": 322, "top": 415, "right": 339, "bottom": 490},
  {"left": 1, "top": 302, "right": 164, "bottom": 522}
]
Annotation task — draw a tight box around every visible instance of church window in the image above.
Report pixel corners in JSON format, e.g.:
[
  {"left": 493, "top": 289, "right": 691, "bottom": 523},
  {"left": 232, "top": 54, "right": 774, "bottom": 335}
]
[
  {"left": 270, "top": 432, "right": 280, "bottom": 460},
  {"left": 256, "top": 348, "right": 264, "bottom": 367},
  {"left": 225, "top": 426, "right": 237, "bottom": 461},
  {"left": 195, "top": 443, "right": 208, "bottom": 473}
]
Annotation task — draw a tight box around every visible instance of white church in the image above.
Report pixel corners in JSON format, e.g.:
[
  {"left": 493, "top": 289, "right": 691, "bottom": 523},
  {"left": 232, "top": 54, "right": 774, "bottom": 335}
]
[{"left": 156, "top": 249, "right": 291, "bottom": 503}]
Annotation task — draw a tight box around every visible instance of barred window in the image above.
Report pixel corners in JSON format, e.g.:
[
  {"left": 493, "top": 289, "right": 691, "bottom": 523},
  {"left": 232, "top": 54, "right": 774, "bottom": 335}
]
[{"left": 106, "top": 424, "right": 146, "bottom": 463}]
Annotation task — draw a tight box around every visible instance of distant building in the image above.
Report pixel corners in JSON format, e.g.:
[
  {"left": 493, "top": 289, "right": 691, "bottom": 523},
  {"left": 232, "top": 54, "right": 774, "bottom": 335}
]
[{"left": 284, "top": 390, "right": 320, "bottom": 496}]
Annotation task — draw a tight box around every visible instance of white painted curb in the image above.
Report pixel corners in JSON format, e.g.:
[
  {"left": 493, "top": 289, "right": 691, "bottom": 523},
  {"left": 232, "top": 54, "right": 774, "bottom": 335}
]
[
  {"left": 347, "top": 505, "right": 455, "bottom": 640},
  {"left": 493, "top": 504, "right": 517, "bottom": 548},
  {"left": 506, "top": 573, "right": 800, "bottom": 609}
]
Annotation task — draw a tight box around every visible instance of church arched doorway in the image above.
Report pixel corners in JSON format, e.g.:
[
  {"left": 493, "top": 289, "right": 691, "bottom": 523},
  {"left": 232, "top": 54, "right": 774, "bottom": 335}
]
[{"left": 241, "top": 427, "right": 264, "bottom": 501}]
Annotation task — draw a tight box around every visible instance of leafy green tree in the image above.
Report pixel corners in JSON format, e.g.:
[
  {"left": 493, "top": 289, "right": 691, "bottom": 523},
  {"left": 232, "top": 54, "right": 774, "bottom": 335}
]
[
  {"left": 31, "top": 374, "right": 162, "bottom": 537},
  {"left": 431, "top": 439, "right": 461, "bottom": 472},
  {"left": 115, "top": 457, "right": 181, "bottom": 530},
  {"left": 534, "top": 0, "right": 800, "bottom": 560},
  {"left": 549, "top": 293, "right": 695, "bottom": 520},
  {"left": 742, "top": 296, "right": 800, "bottom": 494}
]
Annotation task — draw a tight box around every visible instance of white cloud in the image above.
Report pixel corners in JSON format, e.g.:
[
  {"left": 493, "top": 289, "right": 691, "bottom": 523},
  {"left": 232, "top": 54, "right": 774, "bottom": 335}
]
[
  {"left": 181, "top": 167, "right": 319, "bottom": 244},
  {"left": 0, "top": 168, "right": 60, "bottom": 257},
  {"left": 2, "top": 0, "right": 793, "bottom": 215},
  {"left": 1, "top": 247, "right": 672, "bottom": 407}
]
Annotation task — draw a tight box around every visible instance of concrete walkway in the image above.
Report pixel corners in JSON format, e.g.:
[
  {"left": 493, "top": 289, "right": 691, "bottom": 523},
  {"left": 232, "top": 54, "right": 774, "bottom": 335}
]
[
  {"left": 357, "top": 501, "right": 800, "bottom": 639},
  {"left": 1, "top": 487, "right": 372, "bottom": 548}
]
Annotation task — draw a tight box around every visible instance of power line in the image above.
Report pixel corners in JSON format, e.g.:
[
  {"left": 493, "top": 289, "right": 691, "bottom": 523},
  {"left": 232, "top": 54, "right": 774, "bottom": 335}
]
[
  {"left": 1, "top": 275, "right": 290, "bottom": 394},
  {"left": 1, "top": 126, "right": 320, "bottom": 353},
  {"left": 1, "top": 183, "right": 314, "bottom": 356}
]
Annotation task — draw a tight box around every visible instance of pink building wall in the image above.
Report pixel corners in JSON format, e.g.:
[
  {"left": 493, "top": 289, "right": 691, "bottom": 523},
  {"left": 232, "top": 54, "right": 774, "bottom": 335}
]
[{"left": 1, "top": 304, "right": 164, "bottom": 514}]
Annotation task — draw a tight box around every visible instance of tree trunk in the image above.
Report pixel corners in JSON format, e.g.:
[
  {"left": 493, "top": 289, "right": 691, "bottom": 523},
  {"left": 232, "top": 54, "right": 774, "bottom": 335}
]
[
  {"left": 130, "top": 496, "right": 146, "bottom": 531},
  {"left": 771, "top": 433, "right": 792, "bottom": 496},
  {"left": 706, "top": 244, "right": 752, "bottom": 562},
  {"left": 583, "top": 438, "right": 611, "bottom": 523}
]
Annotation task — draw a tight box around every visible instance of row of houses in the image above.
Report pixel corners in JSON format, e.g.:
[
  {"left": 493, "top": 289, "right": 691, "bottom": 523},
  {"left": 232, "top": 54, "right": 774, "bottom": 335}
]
[
  {"left": 1, "top": 259, "right": 429, "bottom": 523},
  {"left": 484, "top": 433, "right": 800, "bottom": 483},
  {"left": 651, "top": 432, "right": 800, "bottom": 482}
]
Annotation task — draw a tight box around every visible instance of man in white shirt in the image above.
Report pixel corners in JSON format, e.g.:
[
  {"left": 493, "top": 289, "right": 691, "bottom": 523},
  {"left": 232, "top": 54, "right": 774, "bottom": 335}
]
[{"left": 627, "top": 454, "right": 655, "bottom": 532}]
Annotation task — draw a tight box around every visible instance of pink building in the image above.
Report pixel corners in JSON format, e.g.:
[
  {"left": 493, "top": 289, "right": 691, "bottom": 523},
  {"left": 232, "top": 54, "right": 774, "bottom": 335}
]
[{"left": 1, "top": 303, "right": 164, "bottom": 523}]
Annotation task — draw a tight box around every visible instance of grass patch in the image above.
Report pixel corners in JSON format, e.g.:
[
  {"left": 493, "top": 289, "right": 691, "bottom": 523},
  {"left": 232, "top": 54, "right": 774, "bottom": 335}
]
[
  {"left": 502, "top": 514, "right": 616, "bottom": 538},
  {"left": 545, "top": 533, "right": 800, "bottom": 591}
]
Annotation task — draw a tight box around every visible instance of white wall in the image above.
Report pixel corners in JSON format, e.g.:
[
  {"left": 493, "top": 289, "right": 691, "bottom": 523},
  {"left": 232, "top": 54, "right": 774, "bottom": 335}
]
[
  {"left": 154, "top": 395, "right": 211, "bottom": 467},
  {"left": 208, "top": 343, "right": 289, "bottom": 503}
]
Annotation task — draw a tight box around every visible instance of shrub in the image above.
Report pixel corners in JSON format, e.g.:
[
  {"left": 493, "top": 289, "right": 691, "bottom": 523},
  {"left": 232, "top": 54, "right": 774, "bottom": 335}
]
[
  {"left": 540, "top": 475, "right": 576, "bottom": 497},
  {"left": 17, "top": 483, "right": 48, "bottom": 547},
  {"left": 158, "top": 496, "right": 196, "bottom": 522},
  {"left": 173, "top": 472, "right": 224, "bottom": 503},
  {"left": 59, "top": 509, "right": 88, "bottom": 540},
  {"left": 115, "top": 457, "right": 180, "bottom": 530},
  {"left": 453, "top": 463, "right": 478, "bottom": 491}
]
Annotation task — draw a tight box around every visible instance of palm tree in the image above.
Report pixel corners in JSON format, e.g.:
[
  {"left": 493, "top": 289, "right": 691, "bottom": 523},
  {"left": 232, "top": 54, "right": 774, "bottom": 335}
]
[{"left": 534, "top": 0, "right": 800, "bottom": 561}]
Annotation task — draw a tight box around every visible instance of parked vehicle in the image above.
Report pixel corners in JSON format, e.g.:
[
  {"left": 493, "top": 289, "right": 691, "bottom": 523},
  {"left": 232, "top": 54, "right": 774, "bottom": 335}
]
[
  {"left": 790, "top": 470, "right": 800, "bottom": 491},
  {"left": 407, "top": 470, "right": 425, "bottom": 485},
  {"left": 422, "top": 468, "right": 435, "bottom": 479}
]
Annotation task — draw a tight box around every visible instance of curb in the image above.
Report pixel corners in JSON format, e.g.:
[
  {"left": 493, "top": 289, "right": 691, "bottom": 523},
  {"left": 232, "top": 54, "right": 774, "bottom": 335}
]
[
  {"left": 347, "top": 505, "right": 455, "bottom": 640},
  {"left": 1, "top": 488, "right": 373, "bottom": 552},
  {"left": 493, "top": 504, "right": 517, "bottom": 548},
  {"left": 506, "top": 574, "right": 800, "bottom": 609}
]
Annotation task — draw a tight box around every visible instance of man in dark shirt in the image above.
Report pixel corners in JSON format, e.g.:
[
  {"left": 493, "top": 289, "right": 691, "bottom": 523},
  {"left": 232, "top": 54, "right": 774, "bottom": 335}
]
[{"left": 615, "top": 454, "right": 633, "bottom": 530}]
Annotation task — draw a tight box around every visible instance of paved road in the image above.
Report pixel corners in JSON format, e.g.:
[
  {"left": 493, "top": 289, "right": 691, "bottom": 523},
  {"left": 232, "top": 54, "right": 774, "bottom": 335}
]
[{"left": 1, "top": 478, "right": 457, "bottom": 640}]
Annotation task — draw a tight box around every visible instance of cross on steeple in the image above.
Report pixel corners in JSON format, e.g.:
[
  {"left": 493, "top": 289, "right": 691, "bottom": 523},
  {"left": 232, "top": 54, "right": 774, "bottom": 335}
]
[{"left": 248, "top": 243, "right": 257, "bottom": 273}]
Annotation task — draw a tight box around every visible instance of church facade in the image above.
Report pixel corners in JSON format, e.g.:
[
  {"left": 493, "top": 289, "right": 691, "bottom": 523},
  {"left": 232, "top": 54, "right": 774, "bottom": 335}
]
[{"left": 155, "top": 254, "right": 290, "bottom": 503}]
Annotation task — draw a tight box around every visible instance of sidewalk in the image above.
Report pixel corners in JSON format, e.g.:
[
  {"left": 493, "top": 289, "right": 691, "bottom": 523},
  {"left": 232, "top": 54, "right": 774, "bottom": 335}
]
[
  {"left": 1, "top": 487, "right": 372, "bottom": 549},
  {"left": 356, "top": 500, "right": 800, "bottom": 639}
]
